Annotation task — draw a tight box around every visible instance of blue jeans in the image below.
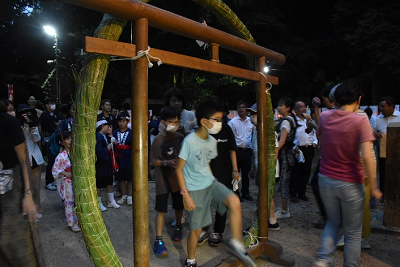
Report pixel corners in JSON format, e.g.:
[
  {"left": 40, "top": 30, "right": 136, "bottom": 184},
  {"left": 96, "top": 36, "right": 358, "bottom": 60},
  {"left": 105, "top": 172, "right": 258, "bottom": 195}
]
[{"left": 317, "top": 174, "right": 365, "bottom": 267}]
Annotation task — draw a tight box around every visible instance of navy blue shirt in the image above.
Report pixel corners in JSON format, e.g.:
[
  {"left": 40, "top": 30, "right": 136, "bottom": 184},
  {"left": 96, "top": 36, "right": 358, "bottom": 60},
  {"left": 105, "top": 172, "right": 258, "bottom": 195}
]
[
  {"left": 112, "top": 128, "right": 132, "bottom": 169},
  {"left": 95, "top": 132, "right": 113, "bottom": 178}
]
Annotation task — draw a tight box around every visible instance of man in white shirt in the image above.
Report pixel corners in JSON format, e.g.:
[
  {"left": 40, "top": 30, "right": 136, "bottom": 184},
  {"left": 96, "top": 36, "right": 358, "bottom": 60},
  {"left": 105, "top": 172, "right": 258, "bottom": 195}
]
[
  {"left": 228, "top": 101, "right": 255, "bottom": 201},
  {"left": 373, "top": 97, "right": 400, "bottom": 198},
  {"left": 291, "top": 101, "right": 318, "bottom": 202}
]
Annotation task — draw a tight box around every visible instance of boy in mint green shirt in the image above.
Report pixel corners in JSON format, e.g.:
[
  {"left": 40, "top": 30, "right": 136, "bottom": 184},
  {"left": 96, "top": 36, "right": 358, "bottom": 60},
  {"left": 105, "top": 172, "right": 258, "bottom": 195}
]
[{"left": 176, "top": 98, "right": 255, "bottom": 267}]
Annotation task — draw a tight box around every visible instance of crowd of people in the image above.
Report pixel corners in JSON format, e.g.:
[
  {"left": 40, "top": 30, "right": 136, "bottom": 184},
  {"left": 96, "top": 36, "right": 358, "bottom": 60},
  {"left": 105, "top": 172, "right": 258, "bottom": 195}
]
[{"left": 0, "top": 81, "right": 398, "bottom": 266}]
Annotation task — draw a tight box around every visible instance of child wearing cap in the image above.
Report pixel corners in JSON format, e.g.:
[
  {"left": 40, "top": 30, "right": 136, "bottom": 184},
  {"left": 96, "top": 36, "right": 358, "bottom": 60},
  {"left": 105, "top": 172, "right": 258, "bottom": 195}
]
[
  {"left": 112, "top": 112, "right": 133, "bottom": 206},
  {"left": 175, "top": 98, "right": 256, "bottom": 267},
  {"left": 95, "top": 119, "right": 120, "bottom": 211}
]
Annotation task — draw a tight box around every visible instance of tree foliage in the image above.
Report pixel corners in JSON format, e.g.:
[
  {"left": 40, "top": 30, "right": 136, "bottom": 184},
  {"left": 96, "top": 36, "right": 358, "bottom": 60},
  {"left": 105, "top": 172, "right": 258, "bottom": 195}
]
[{"left": 1, "top": 0, "right": 400, "bottom": 106}]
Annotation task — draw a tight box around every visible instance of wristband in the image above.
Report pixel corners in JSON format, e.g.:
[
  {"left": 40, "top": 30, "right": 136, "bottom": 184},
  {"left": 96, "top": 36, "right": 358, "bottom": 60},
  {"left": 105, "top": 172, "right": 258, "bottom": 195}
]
[
  {"left": 180, "top": 190, "right": 188, "bottom": 195},
  {"left": 25, "top": 188, "right": 32, "bottom": 194},
  {"left": 162, "top": 160, "right": 167, "bottom": 167},
  {"left": 232, "top": 170, "right": 238, "bottom": 172}
]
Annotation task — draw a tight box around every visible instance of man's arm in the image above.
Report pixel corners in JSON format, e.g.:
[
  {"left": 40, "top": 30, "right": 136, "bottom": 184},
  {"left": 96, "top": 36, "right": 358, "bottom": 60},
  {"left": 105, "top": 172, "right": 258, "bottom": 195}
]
[
  {"left": 175, "top": 158, "right": 196, "bottom": 211},
  {"left": 14, "top": 142, "right": 39, "bottom": 222}
]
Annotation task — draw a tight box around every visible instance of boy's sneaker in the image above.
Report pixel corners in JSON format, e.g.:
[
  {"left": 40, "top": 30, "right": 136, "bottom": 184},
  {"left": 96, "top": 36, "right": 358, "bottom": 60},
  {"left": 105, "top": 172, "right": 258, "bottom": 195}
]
[
  {"left": 99, "top": 203, "right": 107, "bottom": 212},
  {"left": 173, "top": 225, "right": 183, "bottom": 241},
  {"left": 117, "top": 195, "right": 127, "bottom": 205},
  {"left": 184, "top": 259, "right": 198, "bottom": 267},
  {"left": 197, "top": 230, "right": 210, "bottom": 245},
  {"left": 45, "top": 183, "right": 57, "bottom": 191},
  {"left": 171, "top": 215, "right": 186, "bottom": 226},
  {"left": 268, "top": 221, "right": 280, "bottom": 231},
  {"left": 127, "top": 196, "right": 133, "bottom": 206},
  {"left": 153, "top": 240, "right": 168, "bottom": 258},
  {"left": 208, "top": 232, "right": 222, "bottom": 247},
  {"left": 275, "top": 209, "right": 290, "bottom": 219},
  {"left": 226, "top": 238, "right": 256, "bottom": 267},
  {"left": 108, "top": 201, "right": 120, "bottom": 209}
]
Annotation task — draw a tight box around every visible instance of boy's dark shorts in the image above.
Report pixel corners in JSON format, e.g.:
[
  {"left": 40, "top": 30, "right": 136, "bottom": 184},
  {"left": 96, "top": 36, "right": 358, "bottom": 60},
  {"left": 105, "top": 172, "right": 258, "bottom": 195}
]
[
  {"left": 155, "top": 191, "right": 184, "bottom": 213},
  {"left": 96, "top": 175, "right": 113, "bottom": 188},
  {"left": 115, "top": 168, "right": 132, "bottom": 182}
]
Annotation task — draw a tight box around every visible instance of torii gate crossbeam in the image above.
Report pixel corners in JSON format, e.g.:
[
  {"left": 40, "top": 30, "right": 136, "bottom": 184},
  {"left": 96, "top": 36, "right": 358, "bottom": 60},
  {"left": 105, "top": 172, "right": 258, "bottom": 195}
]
[{"left": 64, "top": 0, "right": 294, "bottom": 266}]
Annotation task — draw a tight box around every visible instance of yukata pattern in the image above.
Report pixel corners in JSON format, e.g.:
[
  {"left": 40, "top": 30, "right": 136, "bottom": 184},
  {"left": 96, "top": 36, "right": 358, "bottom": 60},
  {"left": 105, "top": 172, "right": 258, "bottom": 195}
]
[{"left": 52, "top": 150, "right": 78, "bottom": 227}]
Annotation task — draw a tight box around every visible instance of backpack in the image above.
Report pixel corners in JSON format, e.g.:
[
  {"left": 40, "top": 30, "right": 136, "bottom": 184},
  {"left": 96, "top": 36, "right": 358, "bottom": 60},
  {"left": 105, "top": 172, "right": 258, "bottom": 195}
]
[
  {"left": 276, "top": 116, "right": 297, "bottom": 149},
  {"left": 49, "top": 131, "right": 60, "bottom": 156}
]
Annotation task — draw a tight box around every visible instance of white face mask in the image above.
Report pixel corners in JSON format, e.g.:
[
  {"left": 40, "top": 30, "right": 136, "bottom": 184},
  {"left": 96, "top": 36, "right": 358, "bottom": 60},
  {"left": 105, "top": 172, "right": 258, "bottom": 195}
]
[
  {"left": 166, "top": 124, "right": 178, "bottom": 133},
  {"left": 50, "top": 104, "right": 56, "bottom": 110},
  {"left": 206, "top": 120, "right": 222, "bottom": 134}
]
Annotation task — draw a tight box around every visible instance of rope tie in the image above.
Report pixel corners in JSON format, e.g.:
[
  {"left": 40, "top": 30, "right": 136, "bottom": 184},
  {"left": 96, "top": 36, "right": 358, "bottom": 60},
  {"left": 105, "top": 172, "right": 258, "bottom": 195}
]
[
  {"left": 258, "top": 72, "right": 272, "bottom": 95},
  {"left": 110, "top": 46, "right": 162, "bottom": 68}
]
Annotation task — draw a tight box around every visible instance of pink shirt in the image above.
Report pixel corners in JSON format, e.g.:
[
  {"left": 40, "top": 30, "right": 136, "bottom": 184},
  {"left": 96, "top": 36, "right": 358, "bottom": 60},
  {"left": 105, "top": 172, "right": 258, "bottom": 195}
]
[{"left": 317, "top": 109, "right": 375, "bottom": 183}]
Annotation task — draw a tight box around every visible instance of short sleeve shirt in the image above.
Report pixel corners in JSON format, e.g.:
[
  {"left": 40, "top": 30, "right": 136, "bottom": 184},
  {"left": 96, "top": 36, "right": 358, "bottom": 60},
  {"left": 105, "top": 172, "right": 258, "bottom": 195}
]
[
  {"left": 0, "top": 113, "right": 25, "bottom": 169},
  {"left": 317, "top": 109, "right": 375, "bottom": 183},
  {"left": 179, "top": 132, "right": 218, "bottom": 191}
]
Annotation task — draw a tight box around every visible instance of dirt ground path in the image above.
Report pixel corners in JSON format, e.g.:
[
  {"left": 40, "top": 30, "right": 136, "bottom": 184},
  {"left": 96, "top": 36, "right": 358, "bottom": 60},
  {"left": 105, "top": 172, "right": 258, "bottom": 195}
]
[{"left": 37, "top": 154, "right": 400, "bottom": 266}]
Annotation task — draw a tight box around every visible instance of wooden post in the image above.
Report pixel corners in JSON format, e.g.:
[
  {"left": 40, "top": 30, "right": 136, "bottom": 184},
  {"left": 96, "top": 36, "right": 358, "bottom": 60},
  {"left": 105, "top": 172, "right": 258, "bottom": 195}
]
[
  {"left": 132, "top": 17, "right": 150, "bottom": 266},
  {"left": 384, "top": 122, "right": 400, "bottom": 227},
  {"left": 257, "top": 56, "right": 268, "bottom": 239},
  {"left": 211, "top": 43, "right": 219, "bottom": 62}
]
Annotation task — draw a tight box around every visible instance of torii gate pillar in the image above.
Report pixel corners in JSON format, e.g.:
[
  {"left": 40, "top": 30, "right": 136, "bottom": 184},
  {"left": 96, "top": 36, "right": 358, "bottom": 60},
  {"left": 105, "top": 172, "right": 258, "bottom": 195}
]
[{"left": 131, "top": 17, "right": 150, "bottom": 266}]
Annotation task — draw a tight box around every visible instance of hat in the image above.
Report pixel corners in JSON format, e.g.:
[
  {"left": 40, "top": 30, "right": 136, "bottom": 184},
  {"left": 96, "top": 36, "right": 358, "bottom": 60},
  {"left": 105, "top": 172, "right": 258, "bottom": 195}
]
[
  {"left": 16, "top": 104, "right": 32, "bottom": 115},
  {"left": 96, "top": 120, "right": 108, "bottom": 128},
  {"left": 117, "top": 113, "right": 130, "bottom": 121},
  {"left": 246, "top": 103, "right": 257, "bottom": 113}
]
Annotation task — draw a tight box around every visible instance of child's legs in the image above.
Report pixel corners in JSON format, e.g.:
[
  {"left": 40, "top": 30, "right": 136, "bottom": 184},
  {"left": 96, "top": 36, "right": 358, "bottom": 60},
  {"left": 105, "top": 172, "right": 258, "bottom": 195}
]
[
  {"left": 155, "top": 212, "right": 165, "bottom": 237},
  {"left": 127, "top": 181, "right": 132, "bottom": 196},
  {"left": 223, "top": 193, "right": 242, "bottom": 241},
  {"left": 106, "top": 185, "right": 113, "bottom": 193},
  {"left": 97, "top": 188, "right": 101, "bottom": 197},
  {"left": 171, "top": 191, "right": 184, "bottom": 224},
  {"left": 154, "top": 193, "right": 169, "bottom": 237},
  {"left": 269, "top": 199, "right": 276, "bottom": 219},
  {"left": 187, "top": 229, "right": 202, "bottom": 259},
  {"left": 64, "top": 179, "right": 78, "bottom": 226},
  {"left": 119, "top": 181, "right": 127, "bottom": 195}
]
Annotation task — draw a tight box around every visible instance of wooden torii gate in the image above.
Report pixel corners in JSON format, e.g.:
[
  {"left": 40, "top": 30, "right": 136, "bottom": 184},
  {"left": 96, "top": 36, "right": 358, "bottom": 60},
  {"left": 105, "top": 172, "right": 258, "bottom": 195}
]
[{"left": 66, "top": 0, "right": 294, "bottom": 266}]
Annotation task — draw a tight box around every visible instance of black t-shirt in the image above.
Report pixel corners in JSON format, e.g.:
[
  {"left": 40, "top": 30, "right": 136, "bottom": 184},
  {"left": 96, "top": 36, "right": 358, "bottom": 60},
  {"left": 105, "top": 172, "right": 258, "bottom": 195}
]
[
  {"left": 39, "top": 110, "right": 63, "bottom": 136},
  {"left": 0, "top": 113, "right": 25, "bottom": 169},
  {"left": 210, "top": 123, "right": 237, "bottom": 186},
  {"left": 97, "top": 112, "right": 118, "bottom": 130}
]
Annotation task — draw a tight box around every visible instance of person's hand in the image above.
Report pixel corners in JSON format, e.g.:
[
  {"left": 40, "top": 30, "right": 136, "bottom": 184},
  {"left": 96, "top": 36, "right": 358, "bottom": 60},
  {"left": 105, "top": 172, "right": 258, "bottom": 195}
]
[
  {"left": 64, "top": 172, "right": 72, "bottom": 178},
  {"left": 182, "top": 194, "right": 196, "bottom": 211},
  {"left": 275, "top": 147, "right": 279, "bottom": 160},
  {"left": 313, "top": 144, "right": 317, "bottom": 148},
  {"left": 107, "top": 143, "right": 113, "bottom": 150},
  {"left": 312, "top": 97, "right": 321, "bottom": 107},
  {"left": 168, "top": 159, "right": 178, "bottom": 169},
  {"left": 22, "top": 194, "right": 39, "bottom": 222},
  {"left": 22, "top": 114, "right": 33, "bottom": 123},
  {"left": 373, "top": 131, "right": 382, "bottom": 139},
  {"left": 371, "top": 188, "right": 383, "bottom": 200},
  {"left": 303, "top": 113, "right": 312, "bottom": 121},
  {"left": 232, "top": 170, "right": 240, "bottom": 181},
  {"left": 55, "top": 120, "right": 61, "bottom": 126}
]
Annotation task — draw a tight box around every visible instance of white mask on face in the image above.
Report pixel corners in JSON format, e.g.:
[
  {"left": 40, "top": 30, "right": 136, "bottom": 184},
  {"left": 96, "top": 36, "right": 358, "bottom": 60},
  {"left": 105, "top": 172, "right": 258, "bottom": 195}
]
[
  {"left": 166, "top": 124, "right": 178, "bottom": 133},
  {"left": 206, "top": 120, "right": 222, "bottom": 134},
  {"left": 50, "top": 104, "right": 56, "bottom": 110}
]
